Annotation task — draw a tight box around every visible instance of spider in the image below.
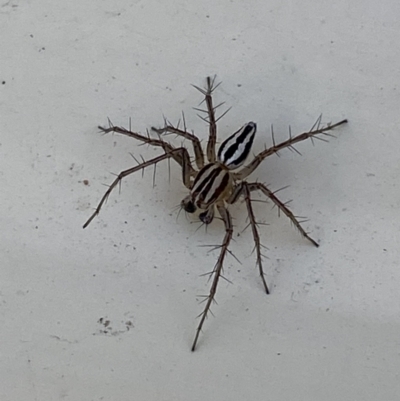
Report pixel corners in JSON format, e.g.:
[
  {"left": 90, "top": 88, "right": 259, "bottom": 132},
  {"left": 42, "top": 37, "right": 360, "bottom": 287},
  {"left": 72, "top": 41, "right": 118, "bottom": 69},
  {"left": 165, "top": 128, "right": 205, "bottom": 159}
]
[{"left": 83, "top": 76, "right": 347, "bottom": 351}]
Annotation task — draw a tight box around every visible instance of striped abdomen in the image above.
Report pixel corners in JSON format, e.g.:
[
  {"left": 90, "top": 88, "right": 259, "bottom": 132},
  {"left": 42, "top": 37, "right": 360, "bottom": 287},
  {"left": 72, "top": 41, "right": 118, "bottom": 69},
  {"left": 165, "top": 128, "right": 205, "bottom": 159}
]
[
  {"left": 217, "top": 122, "right": 257, "bottom": 169},
  {"left": 191, "top": 163, "right": 232, "bottom": 209}
]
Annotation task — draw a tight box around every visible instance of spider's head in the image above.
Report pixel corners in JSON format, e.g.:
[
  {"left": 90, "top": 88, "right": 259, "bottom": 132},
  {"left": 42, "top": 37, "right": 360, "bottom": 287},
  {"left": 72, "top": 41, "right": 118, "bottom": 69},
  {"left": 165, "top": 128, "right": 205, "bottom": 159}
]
[{"left": 181, "top": 195, "right": 197, "bottom": 213}]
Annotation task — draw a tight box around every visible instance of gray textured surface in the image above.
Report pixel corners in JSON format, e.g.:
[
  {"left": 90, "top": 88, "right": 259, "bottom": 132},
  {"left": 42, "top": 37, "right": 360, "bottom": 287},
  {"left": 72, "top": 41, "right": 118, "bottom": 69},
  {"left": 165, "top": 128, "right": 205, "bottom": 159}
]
[{"left": 1, "top": 1, "right": 399, "bottom": 400}]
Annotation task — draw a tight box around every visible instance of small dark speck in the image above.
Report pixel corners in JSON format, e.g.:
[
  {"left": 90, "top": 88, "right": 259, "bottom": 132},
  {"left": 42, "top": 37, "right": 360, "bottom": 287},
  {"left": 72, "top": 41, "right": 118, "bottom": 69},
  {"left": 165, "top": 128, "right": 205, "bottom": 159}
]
[
  {"left": 153, "top": 265, "right": 157, "bottom": 269},
  {"left": 30, "top": 34, "right": 34, "bottom": 38},
  {"left": 383, "top": 249, "right": 387, "bottom": 252},
  {"left": 83, "top": 179, "right": 89, "bottom": 186},
  {"left": 206, "top": 14, "right": 209, "bottom": 18},
  {"left": 237, "top": 83, "right": 242, "bottom": 87},
  {"left": 2, "top": 81, "right": 5, "bottom": 85},
  {"left": 277, "top": 352, "right": 281, "bottom": 356},
  {"left": 333, "top": 229, "right": 337, "bottom": 232}
]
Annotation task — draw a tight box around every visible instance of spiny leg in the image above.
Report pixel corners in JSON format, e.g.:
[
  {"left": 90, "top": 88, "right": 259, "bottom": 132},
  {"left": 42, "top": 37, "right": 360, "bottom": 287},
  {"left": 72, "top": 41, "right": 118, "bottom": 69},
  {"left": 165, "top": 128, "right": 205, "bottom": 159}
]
[
  {"left": 83, "top": 148, "right": 192, "bottom": 229},
  {"left": 193, "top": 76, "right": 220, "bottom": 163},
  {"left": 191, "top": 202, "right": 233, "bottom": 351},
  {"left": 234, "top": 117, "right": 348, "bottom": 181},
  {"left": 99, "top": 120, "right": 195, "bottom": 177},
  {"left": 151, "top": 114, "right": 205, "bottom": 169},
  {"left": 241, "top": 183, "right": 270, "bottom": 294},
  {"left": 247, "top": 182, "right": 319, "bottom": 247},
  {"left": 227, "top": 183, "right": 270, "bottom": 293}
]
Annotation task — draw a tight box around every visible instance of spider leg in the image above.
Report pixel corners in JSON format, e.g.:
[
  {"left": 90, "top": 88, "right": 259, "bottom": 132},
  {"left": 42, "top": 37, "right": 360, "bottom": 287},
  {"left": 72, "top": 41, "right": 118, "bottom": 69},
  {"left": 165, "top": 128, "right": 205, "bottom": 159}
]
[
  {"left": 191, "top": 202, "right": 233, "bottom": 351},
  {"left": 229, "top": 183, "right": 270, "bottom": 294},
  {"left": 83, "top": 148, "right": 192, "bottom": 229},
  {"left": 151, "top": 121, "right": 205, "bottom": 170},
  {"left": 193, "top": 76, "right": 219, "bottom": 163},
  {"left": 247, "top": 182, "right": 319, "bottom": 247},
  {"left": 99, "top": 122, "right": 196, "bottom": 177},
  {"left": 234, "top": 117, "right": 348, "bottom": 180}
]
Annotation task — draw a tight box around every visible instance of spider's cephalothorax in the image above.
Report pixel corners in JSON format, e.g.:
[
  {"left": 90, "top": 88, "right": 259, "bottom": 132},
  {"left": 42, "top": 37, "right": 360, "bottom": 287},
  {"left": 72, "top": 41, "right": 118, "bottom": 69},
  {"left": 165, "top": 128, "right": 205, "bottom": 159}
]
[
  {"left": 83, "top": 76, "right": 347, "bottom": 351},
  {"left": 182, "top": 122, "right": 257, "bottom": 224}
]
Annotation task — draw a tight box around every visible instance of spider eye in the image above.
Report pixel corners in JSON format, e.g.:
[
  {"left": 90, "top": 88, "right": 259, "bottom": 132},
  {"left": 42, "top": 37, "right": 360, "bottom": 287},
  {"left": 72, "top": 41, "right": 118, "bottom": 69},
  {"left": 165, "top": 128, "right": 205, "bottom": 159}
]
[{"left": 182, "top": 198, "right": 196, "bottom": 213}]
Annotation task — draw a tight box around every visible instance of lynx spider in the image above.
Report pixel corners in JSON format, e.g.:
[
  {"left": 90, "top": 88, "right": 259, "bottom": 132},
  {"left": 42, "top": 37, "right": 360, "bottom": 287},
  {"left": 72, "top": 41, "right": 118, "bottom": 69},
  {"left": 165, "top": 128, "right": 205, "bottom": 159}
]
[{"left": 84, "top": 76, "right": 347, "bottom": 351}]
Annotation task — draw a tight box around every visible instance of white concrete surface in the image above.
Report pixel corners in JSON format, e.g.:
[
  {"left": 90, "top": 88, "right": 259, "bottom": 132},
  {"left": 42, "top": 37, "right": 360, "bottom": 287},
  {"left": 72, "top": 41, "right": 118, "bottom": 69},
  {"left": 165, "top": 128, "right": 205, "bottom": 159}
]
[{"left": 1, "top": 1, "right": 399, "bottom": 400}]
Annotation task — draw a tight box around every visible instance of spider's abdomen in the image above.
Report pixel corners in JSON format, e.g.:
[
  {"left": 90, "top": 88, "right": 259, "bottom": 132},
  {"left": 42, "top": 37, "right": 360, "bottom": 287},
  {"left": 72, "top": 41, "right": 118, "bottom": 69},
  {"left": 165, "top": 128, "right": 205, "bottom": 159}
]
[
  {"left": 191, "top": 163, "right": 232, "bottom": 209},
  {"left": 217, "top": 122, "right": 257, "bottom": 169}
]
